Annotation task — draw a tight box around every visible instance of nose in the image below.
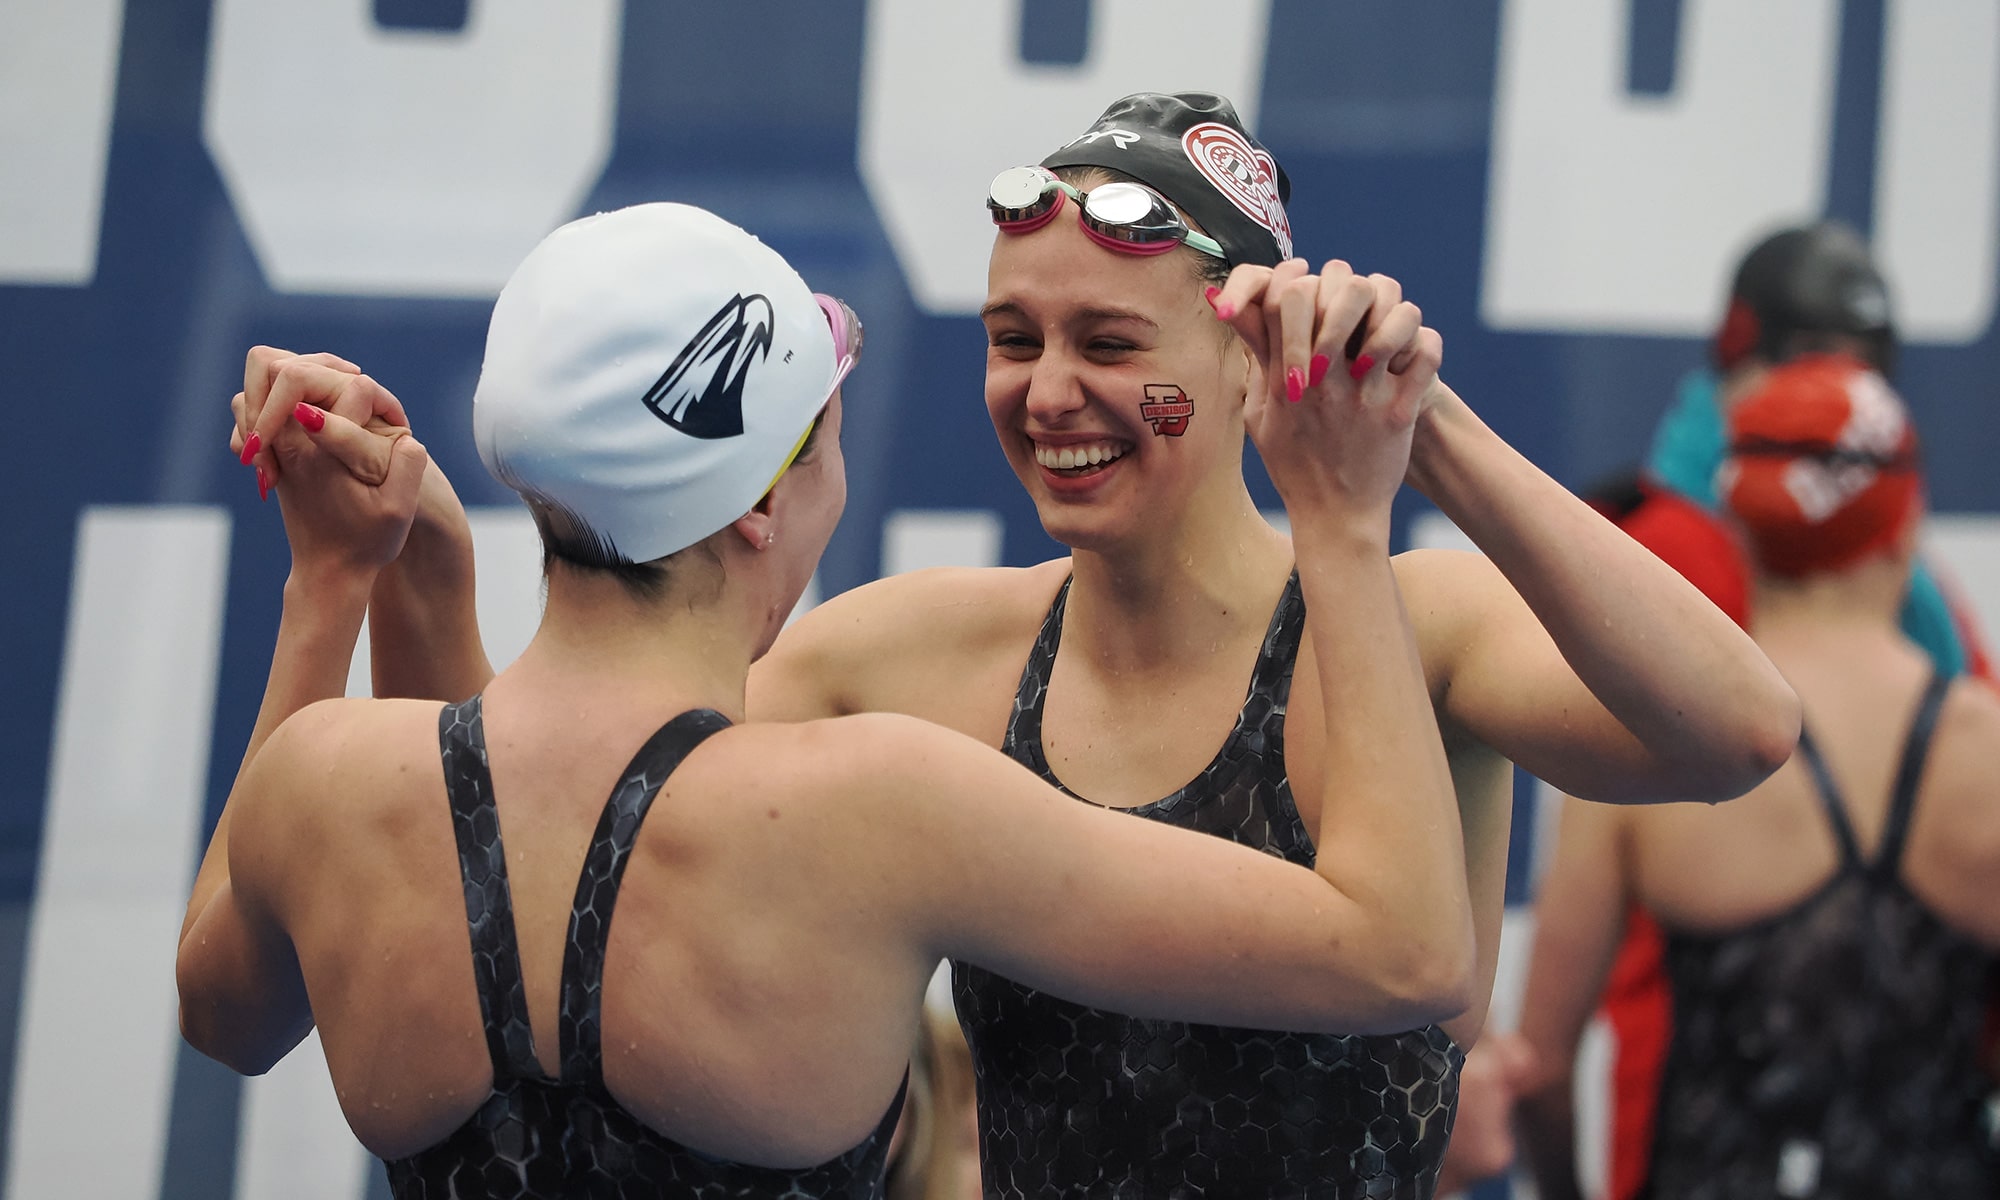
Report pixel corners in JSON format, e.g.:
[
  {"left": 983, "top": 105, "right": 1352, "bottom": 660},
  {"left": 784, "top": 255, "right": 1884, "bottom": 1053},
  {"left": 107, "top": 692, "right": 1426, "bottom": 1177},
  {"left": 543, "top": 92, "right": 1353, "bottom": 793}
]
[{"left": 1024, "top": 345, "right": 1088, "bottom": 425}]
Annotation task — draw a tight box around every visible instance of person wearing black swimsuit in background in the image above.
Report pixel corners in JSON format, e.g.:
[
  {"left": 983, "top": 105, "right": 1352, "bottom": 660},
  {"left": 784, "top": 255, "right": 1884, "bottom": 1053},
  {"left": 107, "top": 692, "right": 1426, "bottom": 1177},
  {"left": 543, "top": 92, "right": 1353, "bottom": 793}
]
[{"left": 1517, "top": 355, "right": 2000, "bottom": 1200}]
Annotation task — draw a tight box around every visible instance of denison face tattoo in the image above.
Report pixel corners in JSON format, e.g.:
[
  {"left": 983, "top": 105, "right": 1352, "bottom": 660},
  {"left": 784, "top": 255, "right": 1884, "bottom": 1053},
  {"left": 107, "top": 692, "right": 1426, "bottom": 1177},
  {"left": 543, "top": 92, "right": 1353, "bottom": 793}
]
[{"left": 1140, "top": 383, "right": 1194, "bottom": 437}]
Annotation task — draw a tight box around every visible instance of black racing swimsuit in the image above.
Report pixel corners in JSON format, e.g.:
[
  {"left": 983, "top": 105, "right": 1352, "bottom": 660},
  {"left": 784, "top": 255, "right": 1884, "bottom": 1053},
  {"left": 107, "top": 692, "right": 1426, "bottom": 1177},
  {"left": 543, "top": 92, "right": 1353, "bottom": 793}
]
[
  {"left": 1644, "top": 672, "right": 1998, "bottom": 1199},
  {"left": 952, "top": 574, "right": 1464, "bottom": 1200},
  {"left": 384, "top": 696, "right": 904, "bottom": 1199}
]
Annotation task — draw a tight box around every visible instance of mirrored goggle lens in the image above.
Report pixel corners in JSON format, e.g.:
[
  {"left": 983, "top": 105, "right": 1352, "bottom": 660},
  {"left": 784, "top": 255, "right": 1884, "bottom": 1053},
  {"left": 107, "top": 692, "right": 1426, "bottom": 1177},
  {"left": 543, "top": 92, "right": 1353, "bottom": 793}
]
[
  {"left": 987, "top": 165, "right": 1066, "bottom": 224},
  {"left": 1082, "top": 182, "right": 1185, "bottom": 242}
]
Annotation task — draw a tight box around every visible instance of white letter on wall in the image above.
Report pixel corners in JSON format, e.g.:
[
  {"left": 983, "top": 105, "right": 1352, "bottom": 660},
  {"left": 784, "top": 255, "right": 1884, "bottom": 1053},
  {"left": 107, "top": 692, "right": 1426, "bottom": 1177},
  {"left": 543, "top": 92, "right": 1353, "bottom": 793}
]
[
  {"left": 1482, "top": 0, "right": 1840, "bottom": 334},
  {"left": 1873, "top": 0, "right": 2000, "bottom": 343},
  {"left": 5, "top": 508, "right": 230, "bottom": 1200},
  {"left": 203, "top": 0, "right": 622, "bottom": 297},
  {"left": 0, "top": 1, "right": 126, "bottom": 284},
  {"left": 860, "top": 0, "right": 1272, "bottom": 316}
]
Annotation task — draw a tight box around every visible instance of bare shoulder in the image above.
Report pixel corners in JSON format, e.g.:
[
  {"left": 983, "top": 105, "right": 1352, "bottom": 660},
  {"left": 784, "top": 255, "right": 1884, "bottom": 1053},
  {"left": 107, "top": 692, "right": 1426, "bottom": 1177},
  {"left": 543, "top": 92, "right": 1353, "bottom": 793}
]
[
  {"left": 1386, "top": 547, "right": 1506, "bottom": 698},
  {"left": 698, "top": 711, "right": 1009, "bottom": 813},
  {"left": 1391, "top": 547, "right": 1504, "bottom": 627},
  {"left": 1908, "top": 676, "right": 2000, "bottom": 947},
  {"left": 1923, "top": 677, "right": 2000, "bottom": 833},
  {"left": 752, "top": 560, "right": 1072, "bottom": 729},
  {"left": 786, "top": 560, "right": 1071, "bottom": 659},
  {"left": 236, "top": 698, "right": 449, "bottom": 848}
]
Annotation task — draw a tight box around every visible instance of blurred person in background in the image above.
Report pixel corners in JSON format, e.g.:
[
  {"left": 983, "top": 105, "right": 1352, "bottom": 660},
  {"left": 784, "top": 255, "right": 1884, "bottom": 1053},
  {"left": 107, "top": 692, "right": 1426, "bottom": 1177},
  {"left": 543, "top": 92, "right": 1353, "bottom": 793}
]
[
  {"left": 1432, "top": 1033, "right": 1538, "bottom": 1196},
  {"left": 1648, "top": 220, "right": 1989, "bottom": 677},
  {"left": 1504, "top": 221, "right": 1997, "bottom": 1200},
  {"left": 1515, "top": 354, "right": 2000, "bottom": 1199}
]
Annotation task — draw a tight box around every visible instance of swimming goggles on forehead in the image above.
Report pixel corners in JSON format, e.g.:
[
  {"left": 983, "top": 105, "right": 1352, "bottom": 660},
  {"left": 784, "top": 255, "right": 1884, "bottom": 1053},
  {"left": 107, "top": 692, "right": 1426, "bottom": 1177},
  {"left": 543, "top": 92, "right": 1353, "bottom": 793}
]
[
  {"left": 768, "top": 293, "right": 864, "bottom": 489},
  {"left": 987, "top": 165, "right": 1226, "bottom": 260}
]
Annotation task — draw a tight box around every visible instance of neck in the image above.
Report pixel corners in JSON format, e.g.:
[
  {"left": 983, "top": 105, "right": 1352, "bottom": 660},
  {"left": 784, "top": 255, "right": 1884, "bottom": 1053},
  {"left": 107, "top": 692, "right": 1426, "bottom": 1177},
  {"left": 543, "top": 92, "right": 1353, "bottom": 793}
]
[
  {"left": 503, "top": 568, "right": 758, "bottom": 723},
  {"left": 1749, "top": 555, "right": 1910, "bottom": 644},
  {"left": 1065, "top": 472, "right": 1293, "bottom": 670}
]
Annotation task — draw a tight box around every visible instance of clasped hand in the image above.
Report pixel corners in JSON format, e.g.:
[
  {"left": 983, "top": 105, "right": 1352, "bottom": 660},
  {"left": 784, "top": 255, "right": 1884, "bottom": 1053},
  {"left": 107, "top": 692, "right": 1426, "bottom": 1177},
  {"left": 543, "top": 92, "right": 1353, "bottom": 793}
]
[
  {"left": 228, "top": 346, "right": 429, "bottom": 577},
  {"left": 1211, "top": 259, "right": 1443, "bottom": 527}
]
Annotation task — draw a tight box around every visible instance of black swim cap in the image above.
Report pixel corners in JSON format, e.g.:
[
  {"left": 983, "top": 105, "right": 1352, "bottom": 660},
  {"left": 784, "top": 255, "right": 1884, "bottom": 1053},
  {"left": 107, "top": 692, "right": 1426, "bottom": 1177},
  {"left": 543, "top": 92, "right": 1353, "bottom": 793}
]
[
  {"left": 1715, "top": 221, "right": 1897, "bottom": 375},
  {"left": 1040, "top": 92, "right": 1293, "bottom": 268}
]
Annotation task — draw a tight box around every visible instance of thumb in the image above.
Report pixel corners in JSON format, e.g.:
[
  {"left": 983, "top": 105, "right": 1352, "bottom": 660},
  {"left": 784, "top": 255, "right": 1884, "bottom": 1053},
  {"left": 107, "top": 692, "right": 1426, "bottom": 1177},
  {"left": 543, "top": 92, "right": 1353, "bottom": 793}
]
[
  {"left": 295, "top": 403, "right": 409, "bottom": 486},
  {"left": 381, "top": 432, "right": 431, "bottom": 510}
]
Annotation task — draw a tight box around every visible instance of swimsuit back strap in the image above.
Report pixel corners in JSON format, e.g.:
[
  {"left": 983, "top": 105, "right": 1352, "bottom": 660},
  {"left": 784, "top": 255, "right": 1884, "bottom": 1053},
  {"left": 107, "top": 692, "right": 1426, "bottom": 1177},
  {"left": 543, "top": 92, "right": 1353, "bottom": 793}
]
[
  {"left": 558, "top": 708, "right": 733, "bottom": 1086},
  {"left": 1875, "top": 670, "right": 1952, "bottom": 876},
  {"left": 437, "top": 696, "right": 544, "bottom": 1081}
]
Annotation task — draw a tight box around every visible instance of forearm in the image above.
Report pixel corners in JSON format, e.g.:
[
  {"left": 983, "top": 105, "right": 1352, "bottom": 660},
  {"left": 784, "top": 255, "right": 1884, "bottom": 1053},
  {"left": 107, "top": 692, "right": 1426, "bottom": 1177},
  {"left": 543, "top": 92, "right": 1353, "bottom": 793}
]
[
  {"left": 1293, "top": 514, "right": 1473, "bottom": 1009},
  {"left": 369, "top": 523, "right": 493, "bottom": 700},
  {"left": 1516, "top": 1068, "right": 1588, "bottom": 1200},
  {"left": 369, "top": 463, "right": 494, "bottom": 701},
  {"left": 180, "top": 567, "right": 372, "bottom": 944},
  {"left": 1409, "top": 387, "right": 1797, "bottom": 793}
]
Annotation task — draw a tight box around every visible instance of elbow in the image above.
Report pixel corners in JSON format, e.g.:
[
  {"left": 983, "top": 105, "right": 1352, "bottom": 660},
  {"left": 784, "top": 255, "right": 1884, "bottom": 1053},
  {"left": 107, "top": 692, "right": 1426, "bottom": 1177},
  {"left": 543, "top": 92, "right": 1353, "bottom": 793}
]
[
  {"left": 1695, "top": 679, "right": 1804, "bottom": 804},
  {"left": 1356, "top": 920, "right": 1477, "bottom": 1033},
  {"left": 176, "top": 961, "right": 282, "bottom": 1077},
  {"left": 1748, "top": 681, "right": 1805, "bottom": 780},
  {"left": 178, "top": 1002, "right": 283, "bottom": 1077}
]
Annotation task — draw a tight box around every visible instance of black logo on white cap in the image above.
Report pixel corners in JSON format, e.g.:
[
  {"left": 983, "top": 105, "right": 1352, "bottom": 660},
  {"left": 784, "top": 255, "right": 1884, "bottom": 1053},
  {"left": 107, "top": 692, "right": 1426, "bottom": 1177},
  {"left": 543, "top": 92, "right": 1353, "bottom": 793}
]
[{"left": 643, "top": 293, "right": 774, "bottom": 439}]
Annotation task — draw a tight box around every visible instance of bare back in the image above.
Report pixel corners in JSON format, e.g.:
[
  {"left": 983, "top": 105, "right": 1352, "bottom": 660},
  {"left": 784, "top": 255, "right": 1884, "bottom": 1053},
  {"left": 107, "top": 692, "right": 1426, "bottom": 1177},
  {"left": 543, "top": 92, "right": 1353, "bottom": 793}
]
[
  {"left": 1626, "top": 632, "right": 2000, "bottom": 948},
  {"left": 243, "top": 693, "right": 925, "bottom": 1168}
]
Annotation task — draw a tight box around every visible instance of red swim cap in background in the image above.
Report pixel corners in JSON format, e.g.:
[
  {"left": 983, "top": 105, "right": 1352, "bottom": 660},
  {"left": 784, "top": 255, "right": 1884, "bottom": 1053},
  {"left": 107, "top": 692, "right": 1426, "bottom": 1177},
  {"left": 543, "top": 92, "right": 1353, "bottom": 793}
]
[{"left": 1719, "top": 353, "right": 1921, "bottom": 578}]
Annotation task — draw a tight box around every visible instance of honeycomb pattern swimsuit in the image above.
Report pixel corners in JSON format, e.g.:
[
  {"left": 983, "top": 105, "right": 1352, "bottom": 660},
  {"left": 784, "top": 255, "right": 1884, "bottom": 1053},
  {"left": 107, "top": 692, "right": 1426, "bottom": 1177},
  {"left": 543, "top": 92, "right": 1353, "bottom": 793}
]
[
  {"left": 953, "top": 573, "right": 1464, "bottom": 1199},
  {"left": 383, "top": 696, "right": 904, "bottom": 1199},
  {"left": 1643, "top": 672, "right": 1998, "bottom": 1199}
]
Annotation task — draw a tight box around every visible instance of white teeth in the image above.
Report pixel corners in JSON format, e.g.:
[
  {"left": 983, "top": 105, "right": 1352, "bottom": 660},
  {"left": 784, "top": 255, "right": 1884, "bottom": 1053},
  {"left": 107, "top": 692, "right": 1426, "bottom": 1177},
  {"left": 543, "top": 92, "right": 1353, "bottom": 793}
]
[{"left": 1034, "top": 441, "right": 1128, "bottom": 471}]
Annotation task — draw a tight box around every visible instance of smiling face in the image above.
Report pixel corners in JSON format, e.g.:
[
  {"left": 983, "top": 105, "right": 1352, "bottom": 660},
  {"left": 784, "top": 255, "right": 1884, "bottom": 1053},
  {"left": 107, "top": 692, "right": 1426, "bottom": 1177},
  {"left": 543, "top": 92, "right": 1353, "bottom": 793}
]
[{"left": 981, "top": 215, "right": 1252, "bottom": 553}]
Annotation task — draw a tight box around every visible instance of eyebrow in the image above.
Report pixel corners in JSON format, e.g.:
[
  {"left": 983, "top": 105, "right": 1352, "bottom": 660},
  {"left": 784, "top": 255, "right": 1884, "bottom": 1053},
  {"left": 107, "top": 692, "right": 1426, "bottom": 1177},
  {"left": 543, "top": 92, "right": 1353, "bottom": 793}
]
[{"left": 979, "top": 300, "right": 1160, "bottom": 331}]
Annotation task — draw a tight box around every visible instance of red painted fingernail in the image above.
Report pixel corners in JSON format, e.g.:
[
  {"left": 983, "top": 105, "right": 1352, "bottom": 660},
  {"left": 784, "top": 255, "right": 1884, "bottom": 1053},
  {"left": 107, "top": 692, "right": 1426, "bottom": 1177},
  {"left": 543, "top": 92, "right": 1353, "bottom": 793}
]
[
  {"left": 1203, "top": 285, "right": 1221, "bottom": 309},
  {"left": 1309, "top": 354, "right": 1331, "bottom": 388},
  {"left": 256, "top": 467, "right": 270, "bottom": 503},
  {"left": 293, "top": 402, "right": 325, "bottom": 433},
  {"left": 1215, "top": 300, "right": 1237, "bottom": 321},
  {"left": 1349, "top": 353, "right": 1377, "bottom": 381},
  {"left": 239, "top": 431, "right": 261, "bottom": 466},
  {"left": 1286, "top": 367, "right": 1305, "bottom": 403}
]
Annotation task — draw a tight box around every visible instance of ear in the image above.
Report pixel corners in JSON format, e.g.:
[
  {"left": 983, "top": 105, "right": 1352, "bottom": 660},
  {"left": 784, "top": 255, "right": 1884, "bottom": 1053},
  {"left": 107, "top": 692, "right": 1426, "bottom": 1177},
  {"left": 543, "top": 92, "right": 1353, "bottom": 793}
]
[
  {"left": 1218, "top": 332, "right": 1256, "bottom": 412},
  {"left": 730, "top": 490, "right": 778, "bottom": 551}
]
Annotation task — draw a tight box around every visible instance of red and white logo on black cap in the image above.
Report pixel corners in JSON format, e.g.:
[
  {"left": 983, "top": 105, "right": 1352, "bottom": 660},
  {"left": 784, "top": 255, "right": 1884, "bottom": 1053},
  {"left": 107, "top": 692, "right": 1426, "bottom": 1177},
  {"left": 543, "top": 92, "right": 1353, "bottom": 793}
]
[{"left": 1181, "top": 122, "right": 1293, "bottom": 259}]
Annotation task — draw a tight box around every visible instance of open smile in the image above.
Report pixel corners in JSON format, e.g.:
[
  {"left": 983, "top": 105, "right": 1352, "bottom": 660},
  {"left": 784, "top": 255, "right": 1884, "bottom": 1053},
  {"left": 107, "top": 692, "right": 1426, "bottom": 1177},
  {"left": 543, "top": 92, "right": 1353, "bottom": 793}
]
[{"left": 1030, "top": 438, "right": 1132, "bottom": 479}]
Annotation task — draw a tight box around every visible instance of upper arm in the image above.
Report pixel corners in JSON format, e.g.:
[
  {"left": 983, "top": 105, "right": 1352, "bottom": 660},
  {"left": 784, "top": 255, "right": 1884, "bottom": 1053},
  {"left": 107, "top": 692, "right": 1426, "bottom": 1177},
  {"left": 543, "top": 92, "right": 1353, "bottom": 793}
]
[
  {"left": 831, "top": 715, "right": 1468, "bottom": 1036},
  {"left": 1403, "top": 550, "right": 1666, "bottom": 801},
  {"left": 177, "top": 709, "right": 325, "bottom": 1074},
  {"left": 1515, "top": 795, "right": 1632, "bottom": 1072}
]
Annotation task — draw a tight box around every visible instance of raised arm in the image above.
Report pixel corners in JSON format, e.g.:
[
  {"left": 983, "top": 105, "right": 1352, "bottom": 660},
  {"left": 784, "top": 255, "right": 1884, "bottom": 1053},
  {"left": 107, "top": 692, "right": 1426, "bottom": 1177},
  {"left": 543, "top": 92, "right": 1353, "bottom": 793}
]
[
  {"left": 179, "top": 366, "right": 428, "bottom": 1073},
  {"left": 231, "top": 345, "right": 494, "bottom": 703},
  {"left": 365, "top": 461, "right": 495, "bottom": 701},
  {"left": 1406, "top": 384, "right": 1799, "bottom": 803}
]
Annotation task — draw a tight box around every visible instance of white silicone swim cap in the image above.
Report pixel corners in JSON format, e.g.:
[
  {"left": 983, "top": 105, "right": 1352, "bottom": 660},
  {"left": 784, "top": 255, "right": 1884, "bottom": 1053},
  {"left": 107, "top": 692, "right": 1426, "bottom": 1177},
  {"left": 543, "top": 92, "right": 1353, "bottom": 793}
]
[{"left": 474, "top": 203, "right": 843, "bottom": 563}]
